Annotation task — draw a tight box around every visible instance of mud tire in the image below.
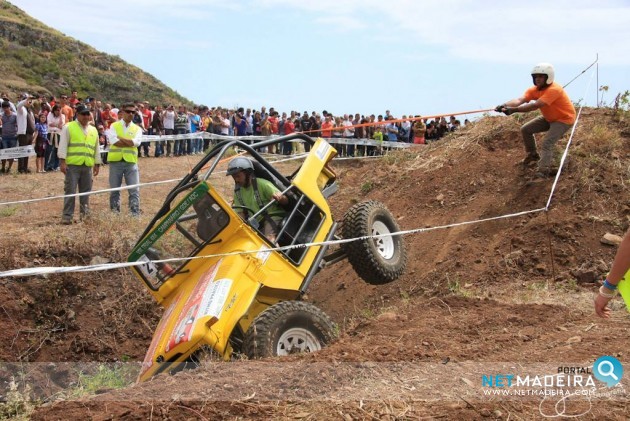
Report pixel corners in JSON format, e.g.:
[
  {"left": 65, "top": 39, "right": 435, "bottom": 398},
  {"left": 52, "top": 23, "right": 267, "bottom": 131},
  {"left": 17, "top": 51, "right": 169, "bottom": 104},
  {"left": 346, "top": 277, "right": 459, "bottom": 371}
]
[
  {"left": 243, "top": 301, "right": 337, "bottom": 359},
  {"left": 341, "top": 200, "right": 407, "bottom": 285}
]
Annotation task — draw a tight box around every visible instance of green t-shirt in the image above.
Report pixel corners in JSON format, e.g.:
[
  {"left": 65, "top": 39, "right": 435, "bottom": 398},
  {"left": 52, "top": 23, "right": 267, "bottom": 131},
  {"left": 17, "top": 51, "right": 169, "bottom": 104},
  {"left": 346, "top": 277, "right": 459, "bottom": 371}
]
[{"left": 234, "top": 177, "right": 285, "bottom": 218}]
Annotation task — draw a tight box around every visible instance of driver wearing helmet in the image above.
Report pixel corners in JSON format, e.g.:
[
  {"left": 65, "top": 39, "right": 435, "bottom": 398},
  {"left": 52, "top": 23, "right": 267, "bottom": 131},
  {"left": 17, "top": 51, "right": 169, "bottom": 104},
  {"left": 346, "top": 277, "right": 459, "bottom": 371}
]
[
  {"left": 226, "top": 156, "right": 288, "bottom": 242},
  {"left": 495, "top": 63, "right": 576, "bottom": 179}
]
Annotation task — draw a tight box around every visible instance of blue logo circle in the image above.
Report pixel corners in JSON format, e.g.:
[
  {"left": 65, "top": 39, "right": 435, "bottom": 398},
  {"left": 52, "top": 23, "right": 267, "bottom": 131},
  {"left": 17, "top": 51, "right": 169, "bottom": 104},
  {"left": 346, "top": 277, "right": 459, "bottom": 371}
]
[{"left": 593, "top": 356, "right": 623, "bottom": 387}]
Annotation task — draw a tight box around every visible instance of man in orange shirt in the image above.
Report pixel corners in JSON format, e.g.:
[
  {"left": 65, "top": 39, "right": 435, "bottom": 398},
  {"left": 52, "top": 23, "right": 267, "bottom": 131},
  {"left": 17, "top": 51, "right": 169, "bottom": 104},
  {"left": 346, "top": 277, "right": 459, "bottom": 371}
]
[
  {"left": 59, "top": 95, "right": 74, "bottom": 124},
  {"left": 321, "top": 115, "right": 333, "bottom": 138},
  {"left": 496, "top": 63, "right": 575, "bottom": 178}
]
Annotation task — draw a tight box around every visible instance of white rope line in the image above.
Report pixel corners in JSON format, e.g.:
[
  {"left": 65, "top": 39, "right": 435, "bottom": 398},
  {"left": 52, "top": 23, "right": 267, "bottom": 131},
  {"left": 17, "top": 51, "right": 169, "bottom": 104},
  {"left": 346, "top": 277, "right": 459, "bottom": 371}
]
[
  {"left": 0, "top": 177, "right": 182, "bottom": 206},
  {"left": 1, "top": 133, "right": 410, "bottom": 160},
  {"left": 0, "top": 153, "right": 379, "bottom": 207},
  {"left": 0, "top": 206, "right": 546, "bottom": 278},
  {"left": 544, "top": 68, "right": 596, "bottom": 210}
]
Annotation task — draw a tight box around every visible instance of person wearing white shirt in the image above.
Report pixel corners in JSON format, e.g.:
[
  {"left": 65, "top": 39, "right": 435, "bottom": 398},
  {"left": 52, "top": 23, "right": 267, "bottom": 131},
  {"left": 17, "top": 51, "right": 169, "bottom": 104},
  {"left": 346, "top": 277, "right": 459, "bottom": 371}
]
[
  {"left": 45, "top": 104, "right": 66, "bottom": 171},
  {"left": 342, "top": 114, "right": 355, "bottom": 157},
  {"left": 106, "top": 103, "right": 143, "bottom": 216},
  {"left": 58, "top": 104, "right": 102, "bottom": 224},
  {"left": 16, "top": 94, "right": 34, "bottom": 173}
]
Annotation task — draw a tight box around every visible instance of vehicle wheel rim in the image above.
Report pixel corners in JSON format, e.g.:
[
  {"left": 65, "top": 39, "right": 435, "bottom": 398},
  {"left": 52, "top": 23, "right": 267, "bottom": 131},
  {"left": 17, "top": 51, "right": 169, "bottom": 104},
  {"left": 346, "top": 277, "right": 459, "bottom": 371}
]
[
  {"left": 276, "top": 328, "right": 322, "bottom": 355},
  {"left": 371, "top": 220, "right": 395, "bottom": 260}
]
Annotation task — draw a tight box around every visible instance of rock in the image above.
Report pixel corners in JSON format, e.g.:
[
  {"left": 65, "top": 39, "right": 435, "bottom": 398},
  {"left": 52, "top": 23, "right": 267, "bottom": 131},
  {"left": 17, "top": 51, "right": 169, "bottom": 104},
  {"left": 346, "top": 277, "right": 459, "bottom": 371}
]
[
  {"left": 575, "top": 270, "right": 597, "bottom": 284},
  {"left": 436, "top": 193, "right": 444, "bottom": 202},
  {"left": 534, "top": 264, "right": 546, "bottom": 274},
  {"left": 566, "top": 336, "right": 582, "bottom": 344},
  {"left": 601, "top": 233, "right": 623, "bottom": 246},
  {"left": 90, "top": 255, "right": 111, "bottom": 266},
  {"left": 505, "top": 250, "right": 524, "bottom": 265},
  {"left": 461, "top": 377, "right": 475, "bottom": 387},
  {"left": 377, "top": 312, "right": 398, "bottom": 321}
]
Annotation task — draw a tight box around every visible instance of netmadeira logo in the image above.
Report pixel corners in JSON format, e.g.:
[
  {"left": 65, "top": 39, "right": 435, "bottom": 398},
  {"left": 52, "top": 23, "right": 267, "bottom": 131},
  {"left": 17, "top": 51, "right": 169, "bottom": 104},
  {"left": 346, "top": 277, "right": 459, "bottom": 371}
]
[{"left": 481, "top": 356, "right": 623, "bottom": 391}]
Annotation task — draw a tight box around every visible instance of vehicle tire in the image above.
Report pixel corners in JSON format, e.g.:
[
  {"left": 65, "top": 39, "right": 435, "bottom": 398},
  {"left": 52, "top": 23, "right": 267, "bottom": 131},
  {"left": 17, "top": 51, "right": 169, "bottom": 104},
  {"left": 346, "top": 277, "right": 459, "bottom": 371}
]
[
  {"left": 340, "top": 200, "right": 407, "bottom": 284},
  {"left": 243, "top": 301, "right": 337, "bottom": 359}
]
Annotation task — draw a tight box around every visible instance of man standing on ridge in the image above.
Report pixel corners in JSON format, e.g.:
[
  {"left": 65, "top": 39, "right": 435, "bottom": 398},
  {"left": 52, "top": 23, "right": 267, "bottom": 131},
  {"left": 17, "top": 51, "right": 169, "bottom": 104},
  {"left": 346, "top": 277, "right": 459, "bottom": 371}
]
[
  {"left": 495, "top": 63, "right": 576, "bottom": 178},
  {"left": 107, "top": 103, "right": 143, "bottom": 216},
  {"left": 58, "top": 104, "right": 101, "bottom": 224}
]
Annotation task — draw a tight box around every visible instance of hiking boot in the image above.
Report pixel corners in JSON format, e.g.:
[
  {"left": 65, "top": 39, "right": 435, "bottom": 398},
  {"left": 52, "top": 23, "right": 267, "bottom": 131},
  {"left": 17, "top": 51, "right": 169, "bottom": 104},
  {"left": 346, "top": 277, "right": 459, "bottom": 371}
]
[{"left": 519, "top": 153, "right": 540, "bottom": 167}]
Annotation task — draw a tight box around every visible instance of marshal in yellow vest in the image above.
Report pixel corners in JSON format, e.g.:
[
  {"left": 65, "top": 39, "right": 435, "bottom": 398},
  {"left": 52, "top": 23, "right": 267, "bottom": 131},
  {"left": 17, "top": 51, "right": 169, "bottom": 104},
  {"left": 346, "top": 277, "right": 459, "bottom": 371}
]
[
  {"left": 108, "top": 121, "right": 141, "bottom": 163},
  {"left": 66, "top": 121, "right": 98, "bottom": 167}
]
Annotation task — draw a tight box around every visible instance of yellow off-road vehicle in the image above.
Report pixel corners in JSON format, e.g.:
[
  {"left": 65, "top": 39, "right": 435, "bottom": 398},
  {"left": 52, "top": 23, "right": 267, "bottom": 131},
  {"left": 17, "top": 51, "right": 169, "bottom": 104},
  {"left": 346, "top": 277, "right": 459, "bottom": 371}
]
[{"left": 128, "top": 134, "right": 407, "bottom": 382}]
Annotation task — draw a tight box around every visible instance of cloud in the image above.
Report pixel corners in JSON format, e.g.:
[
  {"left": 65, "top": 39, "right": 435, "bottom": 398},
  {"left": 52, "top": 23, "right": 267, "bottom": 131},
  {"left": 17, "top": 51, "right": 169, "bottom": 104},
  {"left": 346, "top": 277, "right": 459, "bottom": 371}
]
[
  {"left": 256, "top": 0, "right": 630, "bottom": 65},
  {"left": 314, "top": 15, "right": 367, "bottom": 31}
]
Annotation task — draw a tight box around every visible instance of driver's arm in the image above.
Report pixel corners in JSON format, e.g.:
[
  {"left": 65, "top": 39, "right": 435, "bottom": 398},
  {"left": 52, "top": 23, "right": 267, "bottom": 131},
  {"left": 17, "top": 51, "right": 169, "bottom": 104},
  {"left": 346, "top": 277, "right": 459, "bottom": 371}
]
[{"left": 272, "top": 191, "right": 288, "bottom": 206}]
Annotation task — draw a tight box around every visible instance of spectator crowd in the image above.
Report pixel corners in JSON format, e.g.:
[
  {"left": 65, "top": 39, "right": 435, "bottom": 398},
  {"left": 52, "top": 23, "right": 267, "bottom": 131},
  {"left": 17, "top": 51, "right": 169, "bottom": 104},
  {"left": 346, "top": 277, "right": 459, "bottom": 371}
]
[{"left": 0, "top": 90, "right": 467, "bottom": 175}]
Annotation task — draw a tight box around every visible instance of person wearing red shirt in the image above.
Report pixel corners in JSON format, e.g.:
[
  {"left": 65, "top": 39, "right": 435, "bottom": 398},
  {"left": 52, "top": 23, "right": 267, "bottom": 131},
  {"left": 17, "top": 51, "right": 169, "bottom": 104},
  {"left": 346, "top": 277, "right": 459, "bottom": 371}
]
[
  {"left": 139, "top": 103, "right": 152, "bottom": 157},
  {"left": 281, "top": 117, "right": 295, "bottom": 155},
  {"left": 100, "top": 104, "right": 117, "bottom": 129},
  {"left": 69, "top": 91, "right": 80, "bottom": 106},
  {"left": 267, "top": 112, "right": 279, "bottom": 153}
]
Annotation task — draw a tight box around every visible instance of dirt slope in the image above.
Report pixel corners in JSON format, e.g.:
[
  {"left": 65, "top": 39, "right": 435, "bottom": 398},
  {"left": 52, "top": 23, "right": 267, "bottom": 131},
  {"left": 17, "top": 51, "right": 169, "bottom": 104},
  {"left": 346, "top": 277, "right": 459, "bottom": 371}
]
[{"left": 1, "top": 108, "right": 629, "bottom": 419}]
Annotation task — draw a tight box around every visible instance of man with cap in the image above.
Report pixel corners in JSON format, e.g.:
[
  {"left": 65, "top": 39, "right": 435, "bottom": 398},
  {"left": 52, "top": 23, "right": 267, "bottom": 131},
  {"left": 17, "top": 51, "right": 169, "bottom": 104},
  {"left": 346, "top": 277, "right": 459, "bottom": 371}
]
[
  {"left": 107, "top": 103, "right": 143, "bottom": 216},
  {"left": 58, "top": 104, "right": 101, "bottom": 224}
]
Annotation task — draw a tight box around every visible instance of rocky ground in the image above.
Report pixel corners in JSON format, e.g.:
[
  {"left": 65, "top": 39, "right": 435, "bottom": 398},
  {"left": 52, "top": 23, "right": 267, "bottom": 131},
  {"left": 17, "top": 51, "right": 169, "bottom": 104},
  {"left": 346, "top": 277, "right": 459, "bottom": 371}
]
[{"left": 0, "top": 108, "right": 629, "bottom": 419}]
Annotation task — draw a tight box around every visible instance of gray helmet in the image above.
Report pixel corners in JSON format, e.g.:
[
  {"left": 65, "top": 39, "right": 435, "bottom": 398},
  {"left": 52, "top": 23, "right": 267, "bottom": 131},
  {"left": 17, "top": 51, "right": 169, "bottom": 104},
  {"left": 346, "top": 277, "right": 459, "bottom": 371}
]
[{"left": 226, "top": 157, "right": 254, "bottom": 175}]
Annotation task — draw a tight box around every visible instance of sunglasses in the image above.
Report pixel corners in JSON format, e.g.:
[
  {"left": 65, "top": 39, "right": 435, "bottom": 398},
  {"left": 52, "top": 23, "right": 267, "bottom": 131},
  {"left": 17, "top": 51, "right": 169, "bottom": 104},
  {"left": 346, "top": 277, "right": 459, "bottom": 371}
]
[{"left": 123, "top": 109, "right": 136, "bottom": 113}]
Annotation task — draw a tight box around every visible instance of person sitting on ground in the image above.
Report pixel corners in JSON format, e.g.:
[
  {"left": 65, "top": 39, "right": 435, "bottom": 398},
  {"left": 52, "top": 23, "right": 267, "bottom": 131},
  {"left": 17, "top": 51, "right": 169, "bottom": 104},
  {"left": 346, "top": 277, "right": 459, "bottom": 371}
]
[{"left": 226, "top": 157, "right": 288, "bottom": 242}]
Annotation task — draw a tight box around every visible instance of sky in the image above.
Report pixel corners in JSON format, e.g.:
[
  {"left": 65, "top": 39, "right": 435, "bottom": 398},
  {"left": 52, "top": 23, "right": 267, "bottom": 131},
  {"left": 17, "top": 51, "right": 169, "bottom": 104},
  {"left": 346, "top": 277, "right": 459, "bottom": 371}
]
[{"left": 9, "top": 0, "right": 630, "bottom": 119}]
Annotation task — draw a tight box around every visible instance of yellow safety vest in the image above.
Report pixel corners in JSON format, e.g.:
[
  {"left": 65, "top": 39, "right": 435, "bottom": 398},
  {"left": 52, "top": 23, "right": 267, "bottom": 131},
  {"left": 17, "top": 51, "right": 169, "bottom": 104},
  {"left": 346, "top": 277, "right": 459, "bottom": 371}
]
[
  {"left": 107, "top": 121, "right": 140, "bottom": 163},
  {"left": 66, "top": 121, "right": 98, "bottom": 167}
]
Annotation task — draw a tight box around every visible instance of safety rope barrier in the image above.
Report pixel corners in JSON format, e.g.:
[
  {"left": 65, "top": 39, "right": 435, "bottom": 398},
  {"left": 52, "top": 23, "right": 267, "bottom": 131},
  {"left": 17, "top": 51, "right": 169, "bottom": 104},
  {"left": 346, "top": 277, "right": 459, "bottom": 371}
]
[
  {"left": 299, "top": 108, "right": 494, "bottom": 136},
  {"left": 0, "top": 152, "right": 383, "bottom": 207},
  {"left": 0, "top": 132, "right": 411, "bottom": 160},
  {"left": 0, "top": 206, "right": 547, "bottom": 278}
]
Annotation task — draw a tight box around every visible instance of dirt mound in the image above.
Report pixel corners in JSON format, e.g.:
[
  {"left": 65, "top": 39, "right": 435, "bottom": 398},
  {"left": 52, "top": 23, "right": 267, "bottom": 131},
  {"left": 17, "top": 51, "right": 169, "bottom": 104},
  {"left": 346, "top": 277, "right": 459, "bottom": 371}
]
[{"left": 1, "top": 108, "right": 629, "bottom": 419}]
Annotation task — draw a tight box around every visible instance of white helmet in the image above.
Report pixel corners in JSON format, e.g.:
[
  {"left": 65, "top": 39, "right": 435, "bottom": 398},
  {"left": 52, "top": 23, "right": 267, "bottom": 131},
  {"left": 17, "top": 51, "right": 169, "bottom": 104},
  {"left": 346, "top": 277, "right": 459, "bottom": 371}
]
[{"left": 531, "top": 63, "right": 554, "bottom": 85}]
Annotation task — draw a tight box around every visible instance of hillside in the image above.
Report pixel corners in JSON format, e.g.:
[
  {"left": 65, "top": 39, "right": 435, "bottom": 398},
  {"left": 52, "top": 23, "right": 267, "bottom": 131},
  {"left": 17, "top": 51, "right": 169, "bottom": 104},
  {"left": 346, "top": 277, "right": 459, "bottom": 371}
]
[
  {"left": 0, "top": 1, "right": 191, "bottom": 105},
  {"left": 0, "top": 109, "right": 628, "bottom": 419}
]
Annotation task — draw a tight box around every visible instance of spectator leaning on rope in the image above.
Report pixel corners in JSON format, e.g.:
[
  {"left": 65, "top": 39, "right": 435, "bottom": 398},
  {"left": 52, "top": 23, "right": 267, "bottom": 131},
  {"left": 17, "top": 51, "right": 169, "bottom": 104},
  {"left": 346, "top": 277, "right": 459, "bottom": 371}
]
[
  {"left": 58, "top": 104, "right": 101, "bottom": 224},
  {"left": 495, "top": 62, "right": 576, "bottom": 179},
  {"left": 107, "top": 103, "right": 143, "bottom": 216}
]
